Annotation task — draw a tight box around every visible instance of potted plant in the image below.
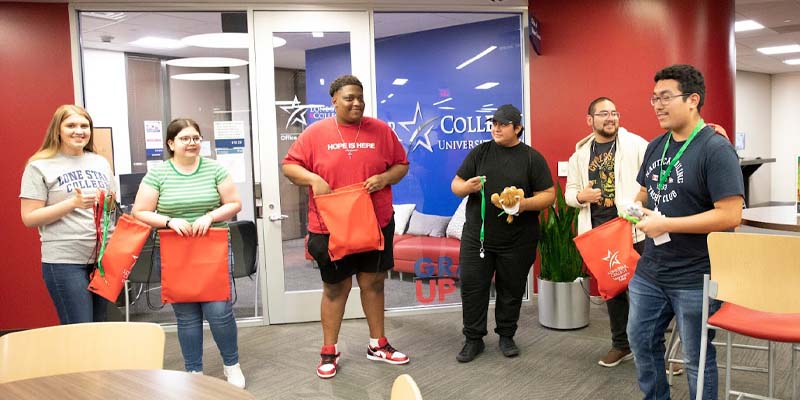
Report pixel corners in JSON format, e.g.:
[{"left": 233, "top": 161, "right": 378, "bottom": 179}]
[{"left": 537, "top": 182, "right": 590, "bottom": 329}]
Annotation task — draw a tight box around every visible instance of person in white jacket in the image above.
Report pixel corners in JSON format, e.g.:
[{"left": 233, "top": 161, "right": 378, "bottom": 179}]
[{"left": 565, "top": 97, "right": 647, "bottom": 368}]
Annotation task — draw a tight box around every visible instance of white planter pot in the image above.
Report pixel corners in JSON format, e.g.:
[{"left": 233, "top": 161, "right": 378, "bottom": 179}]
[{"left": 537, "top": 277, "right": 590, "bottom": 330}]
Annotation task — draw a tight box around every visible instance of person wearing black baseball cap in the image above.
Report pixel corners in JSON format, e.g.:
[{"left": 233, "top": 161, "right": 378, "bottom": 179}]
[{"left": 451, "top": 103, "right": 555, "bottom": 362}]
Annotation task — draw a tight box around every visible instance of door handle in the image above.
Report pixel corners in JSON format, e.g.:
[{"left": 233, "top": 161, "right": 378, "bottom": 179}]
[{"left": 269, "top": 214, "right": 289, "bottom": 221}]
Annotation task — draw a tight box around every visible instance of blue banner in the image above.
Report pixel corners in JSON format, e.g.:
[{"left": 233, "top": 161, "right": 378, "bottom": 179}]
[{"left": 305, "top": 16, "right": 523, "bottom": 216}]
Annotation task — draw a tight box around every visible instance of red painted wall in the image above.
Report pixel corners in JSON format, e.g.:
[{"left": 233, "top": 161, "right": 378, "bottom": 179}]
[
  {"left": 0, "top": 3, "right": 74, "bottom": 329},
  {"left": 0, "top": 1, "right": 736, "bottom": 326},
  {"left": 528, "top": 0, "right": 735, "bottom": 291}
]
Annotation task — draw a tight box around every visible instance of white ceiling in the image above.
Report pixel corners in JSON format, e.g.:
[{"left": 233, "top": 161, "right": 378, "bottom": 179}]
[
  {"left": 736, "top": 0, "right": 800, "bottom": 74},
  {"left": 79, "top": 11, "right": 515, "bottom": 69},
  {"left": 76, "top": 1, "right": 800, "bottom": 75}
]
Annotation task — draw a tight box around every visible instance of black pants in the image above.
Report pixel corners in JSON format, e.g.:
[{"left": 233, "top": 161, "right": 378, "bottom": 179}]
[
  {"left": 459, "top": 235, "right": 538, "bottom": 340},
  {"left": 606, "top": 240, "right": 646, "bottom": 350}
]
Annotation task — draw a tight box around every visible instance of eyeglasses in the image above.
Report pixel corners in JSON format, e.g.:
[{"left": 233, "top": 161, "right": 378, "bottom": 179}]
[
  {"left": 176, "top": 136, "right": 203, "bottom": 144},
  {"left": 650, "top": 93, "right": 691, "bottom": 106},
  {"left": 592, "top": 111, "right": 620, "bottom": 119}
]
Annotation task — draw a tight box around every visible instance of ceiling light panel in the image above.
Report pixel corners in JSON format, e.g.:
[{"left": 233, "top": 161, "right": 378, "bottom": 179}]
[
  {"left": 181, "top": 33, "right": 248, "bottom": 49},
  {"left": 171, "top": 73, "right": 240, "bottom": 81},
  {"left": 165, "top": 57, "right": 249, "bottom": 67},
  {"left": 130, "top": 36, "right": 185, "bottom": 49},
  {"left": 456, "top": 46, "right": 497, "bottom": 70},
  {"left": 735, "top": 20, "right": 764, "bottom": 32},
  {"left": 475, "top": 82, "right": 499, "bottom": 90},
  {"left": 272, "top": 36, "right": 286, "bottom": 48},
  {"left": 82, "top": 12, "right": 126, "bottom": 21},
  {"left": 756, "top": 44, "right": 800, "bottom": 55}
]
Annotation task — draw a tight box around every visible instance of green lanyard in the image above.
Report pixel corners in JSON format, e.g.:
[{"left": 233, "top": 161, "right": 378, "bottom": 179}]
[
  {"left": 479, "top": 176, "right": 486, "bottom": 259},
  {"left": 96, "top": 194, "right": 112, "bottom": 277},
  {"left": 657, "top": 119, "right": 704, "bottom": 191}
]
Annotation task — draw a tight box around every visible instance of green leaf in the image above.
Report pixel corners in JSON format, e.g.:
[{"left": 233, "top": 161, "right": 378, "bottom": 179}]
[{"left": 538, "top": 182, "right": 585, "bottom": 282}]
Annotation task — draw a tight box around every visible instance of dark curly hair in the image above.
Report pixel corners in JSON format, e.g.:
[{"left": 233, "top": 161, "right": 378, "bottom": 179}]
[
  {"left": 588, "top": 96, "right": 614, "bottom": 115},
  {"left": 654, "top": 64, "right": 705, "bottom": 112},
  {"left": 328, "top": 74, "right": 363, "bottom": 97}
]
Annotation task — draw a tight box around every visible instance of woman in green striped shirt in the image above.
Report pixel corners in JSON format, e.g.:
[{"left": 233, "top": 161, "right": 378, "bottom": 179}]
[{"left": 132, "top": 118, "right": 245, "bottom": 388}]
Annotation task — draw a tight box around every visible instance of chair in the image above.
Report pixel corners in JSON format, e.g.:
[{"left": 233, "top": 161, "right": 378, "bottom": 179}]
[
  {"left": 0, "top": 321, "right": 165, "bottom": 383},
  {"left": 229, "top": 220, "right": 259, "bottom": 313},
  {"left": 391, "top": 374, "right": 423, "bottom": 400},
  {"left": 124, "top": 229, "right": 161, "bottom": 321},
  {"left": 697, "top": 232, "right": 800, "bottom": 400},
  {"left": 229, "top": 220, "right": 258, "bottom": 279}
]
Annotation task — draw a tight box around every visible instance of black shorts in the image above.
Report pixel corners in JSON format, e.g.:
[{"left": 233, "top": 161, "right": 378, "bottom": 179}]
[{"left": 307, "top": 218, "right": 395, "bottom": 284}]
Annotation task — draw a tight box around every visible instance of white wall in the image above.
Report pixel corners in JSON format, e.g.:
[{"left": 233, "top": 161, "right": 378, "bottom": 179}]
[
  {"left": 734, "top": 71, "right": 772, "bottom": 205},
  {"left": 82, "top": 49, "right": 131, "bottom": 175},
  {"left": 229, "top": 65, "right": 255, "bottom": 222},
  {"left": 771, "top": 72, "right": 800, "bottom": 203}
]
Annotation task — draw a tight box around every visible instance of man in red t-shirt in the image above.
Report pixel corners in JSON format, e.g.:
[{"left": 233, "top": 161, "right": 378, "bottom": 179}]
[{"left": 283, "top": 74, "right": 410, "bottom": 379}]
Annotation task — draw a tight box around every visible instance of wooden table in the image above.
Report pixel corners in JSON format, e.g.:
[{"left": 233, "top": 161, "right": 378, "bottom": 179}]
[
  {"left": 0, "top": 369, "right": 255, "bottom": 400},
  {"left": 741, "top": 205, "right": 800, "bottom": 232}
]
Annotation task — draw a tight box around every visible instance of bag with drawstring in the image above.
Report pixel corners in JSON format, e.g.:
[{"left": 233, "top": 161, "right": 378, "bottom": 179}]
[
  {"left": 88, "top": 191, "right": 152, "bottom": 302},
  {"left": 573, "top": 217, "right": 639, "bottom": 300},
  {"left": 313, "top": 182, "right": 384, "bottom": 261}
]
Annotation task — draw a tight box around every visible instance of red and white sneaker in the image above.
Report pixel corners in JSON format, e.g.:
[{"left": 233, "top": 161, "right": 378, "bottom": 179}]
[
  {"left": 367, "top": 337, "right": 410, "bottom": 365},
  {"left": 317, "top": 345, "right": 340, "bottom": 379}
]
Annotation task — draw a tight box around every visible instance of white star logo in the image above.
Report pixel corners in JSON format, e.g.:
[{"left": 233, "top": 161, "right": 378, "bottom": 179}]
[
  {"left": 602, "top": 250, "right": 622, "bottom": 269},
  {"left": 398, "top": 102, "right": 437, "bottom": 153},
  {"left": 276, "top": 96, "right": 321, "bottom": 129}
]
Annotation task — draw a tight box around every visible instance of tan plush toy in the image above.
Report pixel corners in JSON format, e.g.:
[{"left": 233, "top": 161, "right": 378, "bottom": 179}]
[{"left": 490, "top": 186, "right": 525, "bottom": 223}]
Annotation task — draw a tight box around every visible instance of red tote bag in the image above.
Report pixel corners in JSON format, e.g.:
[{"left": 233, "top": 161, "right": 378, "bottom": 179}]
[
  {"left": 88, "top": 188, "right": 153, "bottom": 302},
  {"left": 573, "top": 217, "right": 640, "bottom": 301},
  {"left": 314, "top": 182, "right": 384, "bottom": 261},
  {"left": 158, "top": 228, "right": 230, "bottom": 303}
]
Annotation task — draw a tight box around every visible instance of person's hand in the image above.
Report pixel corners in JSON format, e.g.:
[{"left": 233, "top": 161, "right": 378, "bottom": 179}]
[
  {"left": 635, "top": 208, "right": 669, "bottom": 238},
  {"left": 364, "top": 174, "right": 389, "bottom": 193},
  {"left": 310, "top": 177, "right": 332, "bottom": 196},
  {"left": 577, "top": 182, "right": 601, "bottom": 204},
  {"left": 191, "top": 214, "right": 213, "bottom": 236},
  {"left": 463, "top": 176, "right": 485, "bottom": 194},
  {"left": 167, "top": 218, "right": 192, "bottom": 237},
  {"left": 72, "top": 188, "right": 96, "bottom": 209}
]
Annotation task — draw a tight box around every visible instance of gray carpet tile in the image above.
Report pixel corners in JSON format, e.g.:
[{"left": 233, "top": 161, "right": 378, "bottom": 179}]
[{"left": 162, "top": 301, "right": 798, "bottom": 399}]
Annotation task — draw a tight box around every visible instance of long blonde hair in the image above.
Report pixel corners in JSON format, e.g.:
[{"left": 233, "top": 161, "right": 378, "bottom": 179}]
[{"left": 28, "top": 105, "right": 95, "bottom": 163}]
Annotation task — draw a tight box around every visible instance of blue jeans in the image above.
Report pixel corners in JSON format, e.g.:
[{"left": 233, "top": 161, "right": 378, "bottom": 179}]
[
  {"left": 627, "top": 273, "right": 721, "bottom": 400},
  {"left": 156, "top": 242, "right": 239, "bottom": 372},
  {"left": 42, "top": 263, "right": 108, "bottom": 324}
]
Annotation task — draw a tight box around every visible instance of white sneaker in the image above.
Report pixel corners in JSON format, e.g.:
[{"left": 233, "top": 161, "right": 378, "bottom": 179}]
[
  {"left": 189, "top": 371, "right": 203, "bottom": 375},
  {"left": 223, "top": 363, "right": 246, "bottom": 389}
]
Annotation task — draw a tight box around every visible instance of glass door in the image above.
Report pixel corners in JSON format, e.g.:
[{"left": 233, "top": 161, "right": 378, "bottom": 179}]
[{"left": 253, "top": 11, "right": 373, "bottom": 323}]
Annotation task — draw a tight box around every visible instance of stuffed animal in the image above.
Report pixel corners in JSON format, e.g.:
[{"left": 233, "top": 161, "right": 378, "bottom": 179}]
[{"left": 491, "top": 186, "right": 525, "bottom": 223}]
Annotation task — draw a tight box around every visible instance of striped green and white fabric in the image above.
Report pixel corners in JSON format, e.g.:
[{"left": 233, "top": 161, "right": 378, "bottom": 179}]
[{"left": 142, "top": 158, "right": 229, "bottom": 228}]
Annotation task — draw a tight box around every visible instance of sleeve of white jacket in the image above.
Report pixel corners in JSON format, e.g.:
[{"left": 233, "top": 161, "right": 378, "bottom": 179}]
[{"left": 564, "top": 151, "right": 588, "bottom": 209}]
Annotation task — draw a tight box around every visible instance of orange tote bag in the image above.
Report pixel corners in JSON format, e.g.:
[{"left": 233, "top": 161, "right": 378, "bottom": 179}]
[
  {"left": 158, "top": 228, "right": 230, "bottom": 303},
  {"left": 88, "top": 213, "right": 152, "bottom": 302},
  {"left": 314, "top": 182, "right": 384, "bottom": 261},
  {"left": 573, "top": 217, "right": 640, "bottom": 301}
]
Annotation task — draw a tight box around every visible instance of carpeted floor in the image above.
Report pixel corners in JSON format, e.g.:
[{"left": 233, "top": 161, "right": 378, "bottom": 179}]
[{"left": 161, "top": 300, "right": 795, "bottom": 400}]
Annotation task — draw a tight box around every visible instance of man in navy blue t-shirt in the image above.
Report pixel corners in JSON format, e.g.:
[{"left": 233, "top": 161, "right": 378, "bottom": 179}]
[{"left": 627, "top": 64, "right": 744, "bottom": 400}]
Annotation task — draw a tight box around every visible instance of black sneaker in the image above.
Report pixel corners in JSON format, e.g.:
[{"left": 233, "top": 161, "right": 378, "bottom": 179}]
[
  {"left": 499, "top": 336, "right": 519, "bottom": 357},
  {"left": 456, "top": 339, "right": 485, "bottom": 363}
]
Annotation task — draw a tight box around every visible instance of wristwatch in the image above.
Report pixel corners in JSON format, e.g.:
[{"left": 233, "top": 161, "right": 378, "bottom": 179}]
[{"left": 165, "top": 218, "right": 172, "bottom": 228}]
